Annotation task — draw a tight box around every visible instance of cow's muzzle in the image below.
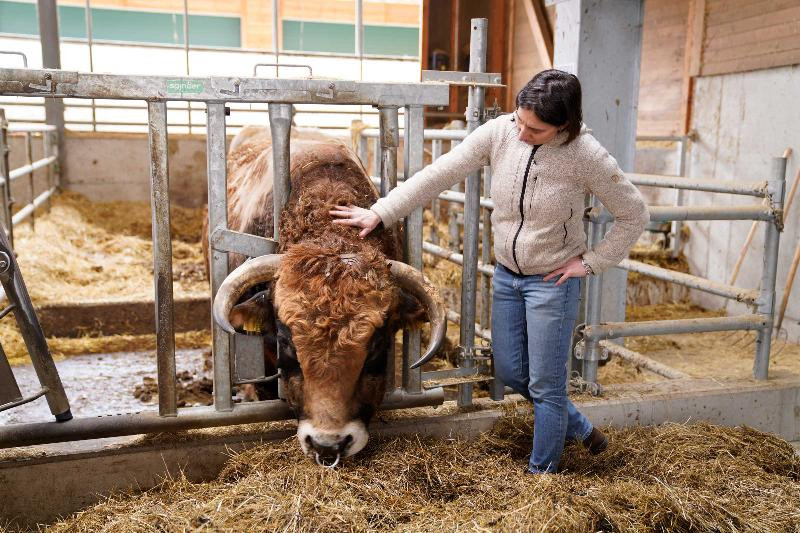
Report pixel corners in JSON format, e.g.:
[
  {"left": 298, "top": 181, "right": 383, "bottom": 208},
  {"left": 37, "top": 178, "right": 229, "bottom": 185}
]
[{"left": 211, "top": 254, "right": 447, "bottom": 368}]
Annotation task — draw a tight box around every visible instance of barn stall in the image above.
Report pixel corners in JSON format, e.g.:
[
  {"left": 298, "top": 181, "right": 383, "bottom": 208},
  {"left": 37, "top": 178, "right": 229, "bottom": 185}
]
[{"left": 1, "top": 0, "right": 800, "bottom": 530}]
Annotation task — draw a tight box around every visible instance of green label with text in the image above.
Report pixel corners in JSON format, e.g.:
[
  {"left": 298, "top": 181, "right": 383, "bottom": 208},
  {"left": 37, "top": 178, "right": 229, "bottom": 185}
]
[{"left": 166, "top": 79, "right": 204, "bottom": 95}]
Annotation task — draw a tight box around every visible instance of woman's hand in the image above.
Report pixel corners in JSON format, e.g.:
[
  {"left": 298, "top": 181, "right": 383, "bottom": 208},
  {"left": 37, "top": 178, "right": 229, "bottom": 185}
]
[
  {"left": 329, "top": 205, "right": 382, "bottom": 238},
  {"left": 542, "top": 256, "right": 588, "bottom": 285}
]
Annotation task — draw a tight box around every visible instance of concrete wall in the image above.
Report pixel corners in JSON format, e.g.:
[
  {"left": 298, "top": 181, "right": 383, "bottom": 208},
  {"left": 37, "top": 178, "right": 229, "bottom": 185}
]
[{"left": 634, "top": 64, "right": 800, "bottom": 343}]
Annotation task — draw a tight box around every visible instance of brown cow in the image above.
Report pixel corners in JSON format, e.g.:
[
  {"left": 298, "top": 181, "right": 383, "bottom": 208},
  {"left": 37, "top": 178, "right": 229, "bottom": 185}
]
[{"left": 208, "top": 128, "right": 446, "bottom": 466}]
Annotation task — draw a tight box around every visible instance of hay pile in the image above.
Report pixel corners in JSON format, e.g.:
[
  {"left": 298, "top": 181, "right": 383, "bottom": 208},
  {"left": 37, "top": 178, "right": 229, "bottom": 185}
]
[
  {"left": 2, "top": 192, "right": 210, "bottom": 365},
  {"left": 47, "top": 414, "right": 800, "bottom": 532}
]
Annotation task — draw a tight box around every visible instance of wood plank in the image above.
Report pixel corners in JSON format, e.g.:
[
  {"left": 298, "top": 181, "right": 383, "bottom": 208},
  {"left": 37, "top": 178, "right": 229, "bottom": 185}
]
[
  {"left": 706, "top": 18, "right": 800, "bottom": 51},
  {"left": 506, "top": 0, "right": 517, "bottom": 108},
  {"left": 521, "top": 0, "right": 552, "bottom": 69},
  {"left": 636, "top": 118, "right": 682, "bottom": 137},
  {"left": 705, "top": 0, "right": 799, "bottom": 28},
  {"left": 642, "top": 0, "right": 688, "bottom": 20},
  {"left": 704, "top": 32, "right": 800, "bottom": 64},
  {"left": 702, "top": 45, "right": 800, "bottom": 75},
  {"left": 688, "top": 0, "right": 706, "bottom": 77},
  {"left": 531, "top": 0, "right": 553, "bottom": 62},
  {"left": 706, "top": 5, "right": 800, "bottom": 39}
]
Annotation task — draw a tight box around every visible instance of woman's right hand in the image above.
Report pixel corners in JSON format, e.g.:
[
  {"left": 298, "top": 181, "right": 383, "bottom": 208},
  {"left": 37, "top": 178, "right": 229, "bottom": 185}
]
[{"left": 329, "top": 205, "right": 382, "bottom": 238}]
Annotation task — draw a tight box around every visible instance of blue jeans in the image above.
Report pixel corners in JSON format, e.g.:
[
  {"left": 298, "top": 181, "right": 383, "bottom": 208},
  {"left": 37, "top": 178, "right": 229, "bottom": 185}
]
[{"left": 491, "top": 263, "right": 593, "bottom": 474}]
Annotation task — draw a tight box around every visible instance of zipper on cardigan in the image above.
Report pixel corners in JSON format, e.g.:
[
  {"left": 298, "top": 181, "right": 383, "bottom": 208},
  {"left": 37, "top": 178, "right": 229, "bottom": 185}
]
[{"left": 511, "top": 146, "right": 539, "bottom": 274}]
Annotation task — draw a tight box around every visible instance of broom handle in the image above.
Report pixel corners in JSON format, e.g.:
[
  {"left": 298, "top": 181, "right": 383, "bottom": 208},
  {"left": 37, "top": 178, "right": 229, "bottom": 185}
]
[
  {"left": 777, "top": 238, "right": 800, "bottom": 331},
  {"left": 729, "top": 150, "right": 797, "bottom": 286}
]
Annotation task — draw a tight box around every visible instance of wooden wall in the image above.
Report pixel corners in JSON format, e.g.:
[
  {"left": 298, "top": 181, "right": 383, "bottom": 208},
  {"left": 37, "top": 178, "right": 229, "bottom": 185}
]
[{"left": 701, "top": 0, "right": 800, "bottom": 76}]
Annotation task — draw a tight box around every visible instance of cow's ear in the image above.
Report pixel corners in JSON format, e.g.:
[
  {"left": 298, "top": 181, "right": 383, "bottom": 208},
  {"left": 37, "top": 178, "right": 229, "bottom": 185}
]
[
  {"left": 391, "top": 290, "right": 427, "bottom": 329},
  {"left": 229, "top": 288, "right": 274, "bottom": 333}
]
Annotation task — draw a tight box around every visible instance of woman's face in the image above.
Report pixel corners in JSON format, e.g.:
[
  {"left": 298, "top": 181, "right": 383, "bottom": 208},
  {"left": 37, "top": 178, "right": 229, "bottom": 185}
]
[{"left": 514, "top": 107, "right": 563, "bottom": 146}]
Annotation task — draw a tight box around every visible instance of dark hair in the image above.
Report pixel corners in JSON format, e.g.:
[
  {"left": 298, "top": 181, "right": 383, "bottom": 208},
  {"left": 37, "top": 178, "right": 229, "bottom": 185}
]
[{"left": 515, "top": 69, "right": 582, "bottom": 144}]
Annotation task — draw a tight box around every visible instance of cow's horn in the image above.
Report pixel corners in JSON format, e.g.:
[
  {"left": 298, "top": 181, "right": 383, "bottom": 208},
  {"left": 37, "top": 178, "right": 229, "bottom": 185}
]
[
  {"left": 212, "top": 254, "right": 284, "bottom": 334},
  {"left": 387, "top": 260, "right": 447, "bottom": 369}
]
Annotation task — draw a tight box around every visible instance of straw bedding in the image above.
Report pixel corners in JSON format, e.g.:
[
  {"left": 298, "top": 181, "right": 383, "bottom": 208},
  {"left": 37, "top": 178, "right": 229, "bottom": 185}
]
[{"left": 45, "top": 413, "right": 800, "bottom": 532}]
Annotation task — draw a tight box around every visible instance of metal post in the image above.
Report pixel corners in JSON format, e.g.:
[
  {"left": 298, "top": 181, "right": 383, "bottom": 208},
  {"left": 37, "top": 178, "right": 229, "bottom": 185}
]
[
  {"left": 358, "top": 133, "right": 368, "bottom": 168},
  {"left": 0, "top": 110, "right": 11, "bottom": 245},
  {"left": 402, "top": 105, "right": 423, "bottom": 393},
  {"left": 458, "top": 18, "right": 487, "bottom": 407},
  {"left": 671, "top": 137, "right": 688, "bottom": 258},
  {"left": 84, "top": 0, "right": 96, "bottom": 132},
  {"left": 206, "top": 103, "right": 233, "bottom": 411},
  {"left": 183, "top": 0, "right": 192, "bottom": 134},
  {"left": 36, "top": 0, "right": 65, "bottom": 176},
  {"left": 147, "top": 101, "right": 177, "bottom": 417},
  {"left": 581, "top": 221, "right": 606, "bottom": 384},
  {"left": 378, "top": 105, "right": 399, "bottom": 391},
  {"left": 448, "top": 139, "right": 461, "bottom": 252},
  {"left": 272, "top": 0, "right": 280, "bottom": 70},
  {"left": 372, "top": 137, "right": 381, "bottom": 178},
  {"left": 24, "top": 133, "right": 34, "bottom": 229},
  {"left": 431, "top": 139, "right": 442, "bottom": 246},
  {"left": 355, "top": 0, "right": 364, "bottom": 81},
  {"left": 43, "top": 129, "right": 54, "bottom": 212},
  {"left": 269, "top": 102, "right": 291, "bottom": 399},
  {"left": 269, "top": 103, "right": 292, "bottom": 245},
  {"left": 754, "top": 156, "right": 787, "bottom": 379}
]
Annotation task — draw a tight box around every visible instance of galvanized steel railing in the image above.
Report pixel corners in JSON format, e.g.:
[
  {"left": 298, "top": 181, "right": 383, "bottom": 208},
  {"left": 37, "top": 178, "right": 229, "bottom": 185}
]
[
  {"left": 0, "top": 65, "right": 450, "bottom": 447},
  {"left": 0, "top": 108, "right": 60, "bottom": 248}
]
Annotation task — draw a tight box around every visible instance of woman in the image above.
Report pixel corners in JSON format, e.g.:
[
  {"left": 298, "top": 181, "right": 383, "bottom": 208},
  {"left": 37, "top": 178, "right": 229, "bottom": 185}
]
[{"left": 331, "top": 70, "right": 649, "bottom": 474}]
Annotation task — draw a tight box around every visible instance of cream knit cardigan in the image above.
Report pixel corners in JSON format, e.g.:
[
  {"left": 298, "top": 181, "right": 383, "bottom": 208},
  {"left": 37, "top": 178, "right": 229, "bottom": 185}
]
[{"left": 371, "top": 114, "right": 649, "bottom": 275}]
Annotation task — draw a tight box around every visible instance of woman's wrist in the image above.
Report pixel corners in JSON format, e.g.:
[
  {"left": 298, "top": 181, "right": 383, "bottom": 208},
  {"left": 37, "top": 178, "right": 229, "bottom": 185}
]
[{"left": 580, "top": 256, "right": 594, "bottom": 276}]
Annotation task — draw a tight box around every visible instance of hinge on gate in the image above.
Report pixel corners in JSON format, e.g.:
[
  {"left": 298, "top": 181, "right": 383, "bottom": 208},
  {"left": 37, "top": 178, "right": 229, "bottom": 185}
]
[
  {"left": 483, "top": 99, "right": 504, "bottom": 121},
  {"left": 572, "top": 339, "right": 609, "bottom": 361}
]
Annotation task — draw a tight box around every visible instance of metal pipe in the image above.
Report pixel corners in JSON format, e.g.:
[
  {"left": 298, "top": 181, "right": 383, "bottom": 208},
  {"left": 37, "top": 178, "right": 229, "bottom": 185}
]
[
  {"left": 586, "top": 204, "right": 776, "bottom": 223},
  {"left": 628, "top": 173, "right": 766, "bottom": 197},
  {"left": 36, "top": 0, "right": 65, "bottom": 172},
  {"left": 754, "top": 157, "right": 787, "bottom": 379},
  {"left": 24, "top": 133, "right": 34, "bottom": 229},
  {"left": 448, "top": 140, "right": 462, "bottom": 253},
  {"left": 84, "top": 0, "right": 96, "bottom": 132},
  {"left": 42, "top": 128, "right": 54, "bottom": 212},
  {"left": 271, "top": 0, "right": 279, "bottom": 67},
  {"left": 430, "top": 139, "right": 442, "bottom": 246},
  {"left": 598, "top": 341, "right": 690, "bottom": 380},
  {"left": 0, "top": 223, "right": 71, "bottom": 420},
  {"left": 206, "top": 103, "right": 233, "bottom": 411},
  {"left": 11, "top": 186, "right": 56, "bottom": 226},
  {"left": 268, "top": 103, "right": 292, "bottom": 244},
  {"left": 636, "top": 134, "right": 689, "bottom": 143},
  {"left": 580, "top": 314, "right": 768, "bottom": 341},
  {"left": 581, "top": 221, "right": 605, "bottom": 383},
  {"left": 360, "top": 128, "right": 468, "bottom": 141},
  {"left": 371, "top": 137, "right": 381, "bottom": 178},
  {"left": 378, "top": 105, "right": 399, "bottom": 391},
  {"left": 423, "top": 241, "right": 495, "bottom": 276},
  {"left": 8, "top": 156, "right": 57, "bottom": 181},
  {"left": 355, "top": 0, "right": 364, "bottom": 81},
  {"left": 183, "top": 0, "right": 192, "bottom": 134},
  {"left": 618, "top": 258, "right": 759, "bottom": 305},
  {"left": 0, "top": 110, "right": 14, "bottom": 248},
  {"left": 671, "top": 138, "right": 688, "bottom": 258},
  {"left": 357, "top": 133, "right": 368, "bottom": 167},
  {"left": 458, "top": 18, "right": 487, "bottom": 407},
  {"left": 147, "top": 101, "right": 177, "bottom": 417},
  {"left": 0, "top": 50, "right": 28, "bottom": 67},
  {"left": 446, "top": 309, "right": 491, "bottom": 341},
  {"left": 402, "top": 104, "right": 424, "bottom": 393},
  {"left": 6, "top": 124, "right": 57, "bottom": 132}
]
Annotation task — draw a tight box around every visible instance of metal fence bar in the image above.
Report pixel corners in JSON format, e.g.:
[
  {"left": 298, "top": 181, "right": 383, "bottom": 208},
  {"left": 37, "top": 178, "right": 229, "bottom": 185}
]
[
  {"left": 206, "top": 102, "right": 233, "bottom": 412},
  {"left": 24, "top": 132, "right": 34, "bottom": 229},
  {"left": 598, "top": 341, "right": 689, "bottom": 379},
  {"left": 402, "top": 104, "right": 424, "bottom": 393},
  {"left": 754, "top": 156, "right": 787, "bottom": 379},
  {"left": 587, "top": 204, "right": 776, "bottom": 223},
  {"left": 448, "top": 139, "right": 462, "bottom": 253},
  {"left": 423, "top": 241, "right": 495, "bottom": 276},
  {"left": 361, "top": 128, "right": 468, "bottom": 141},
  {"left": 581, "top": 221, "right": 606, "bottom": 384},
  {"left": 147, "top": 101, "right": 177, "bottom": 417},
  {"left": 580, "top": 314, "right": 767, "bottom": 341},
  {"left": 430, "top": 139, "right": 442, "bottom": 246},
  {"left": 629, "top": 172, "right": 767, "bottom": 197},
  {"left": 11, "top": 186, "right": 56, "bottom": 226},
  {"left": 0, "top": 69, "right": 450, "bottom": 106},
  {"left": 7, "top": 155, "right": 56, "bottom": 181},
  {"left": 0, "top": 109, "right": 12, "bottom": 245},
  {"left": 457, "top": 18, "right": 487, "bottom": 407},
  {"left": 379, "top": 105, "right": 399, "bottom": 391},
  {"left": 618, "top": 258, "right": 759, "bottom": 305},
  {"left": 672, "top": 138, "right": 689, "bottom": 258}
]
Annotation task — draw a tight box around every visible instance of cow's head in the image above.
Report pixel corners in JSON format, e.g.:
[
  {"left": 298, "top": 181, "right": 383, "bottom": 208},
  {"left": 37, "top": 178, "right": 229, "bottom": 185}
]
[{"left": 212, "top": 243, "right": 446, "bottom": 466}]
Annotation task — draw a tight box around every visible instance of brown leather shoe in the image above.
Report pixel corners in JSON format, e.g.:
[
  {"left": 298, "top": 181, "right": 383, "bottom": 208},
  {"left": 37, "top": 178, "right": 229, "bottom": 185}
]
[{"left": 583, "top": 427, "right": 608, "bottom": 455}]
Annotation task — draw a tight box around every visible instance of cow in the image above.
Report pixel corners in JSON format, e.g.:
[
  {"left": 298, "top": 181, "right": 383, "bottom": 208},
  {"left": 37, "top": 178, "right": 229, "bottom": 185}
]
[{"left": 207, "top": 127, "right": 446, "bottom": 467}]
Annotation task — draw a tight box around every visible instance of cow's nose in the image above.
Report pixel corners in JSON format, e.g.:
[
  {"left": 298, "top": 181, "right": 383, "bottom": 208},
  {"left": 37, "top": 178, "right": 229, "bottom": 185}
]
[{"left": 307, "top": 434, "right": 353, "bottom": 467}]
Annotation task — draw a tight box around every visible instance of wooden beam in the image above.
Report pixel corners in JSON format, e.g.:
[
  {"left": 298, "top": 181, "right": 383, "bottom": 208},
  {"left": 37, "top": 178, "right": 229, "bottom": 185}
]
[
  {"left": 521, "top": 0, "right": 552, "bottom": 69},
  {"left": 421, "top": 0, "right": 430, "bottom": 72},
  {"left": 488, "top": 0, "right": 507, "bottom": 108},
  {"left": 683, "top": 0, "right": 706, "bottom": 133},
  {"left": 506, "top": 0, "right": 517, "bottom": 108},
  {"left": 530, "top": 0, "right": 553, "bottom": 63}
]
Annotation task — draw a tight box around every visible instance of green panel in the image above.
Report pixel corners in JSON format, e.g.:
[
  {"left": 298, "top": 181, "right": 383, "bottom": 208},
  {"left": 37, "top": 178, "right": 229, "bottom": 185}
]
[
  {"left": 283, "top": 19, "right": 419, "bottom": 57},
  {"left": 364, "top": 25, "right": 418, "bottom": 57},
  {"left": 283, "top": 20, "right": 355, "bottom": 55},
  {"left": 0, "top": 1, "right": 38, "bottom": 35},
  {"left": 0, "top": 1, "right": 240, "bottom": 48},
  {"left": 58, "top": 5, "right": 88, "bottom": 39},
  {"left": 187, "top": 14, "right": 240, "bottom": 48}
]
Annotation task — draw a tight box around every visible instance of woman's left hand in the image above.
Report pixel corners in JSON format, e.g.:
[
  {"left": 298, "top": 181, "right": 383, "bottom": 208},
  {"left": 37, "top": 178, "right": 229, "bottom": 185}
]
[{"left": 542, "top": 256, "right": 587, "bottom": 285}]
